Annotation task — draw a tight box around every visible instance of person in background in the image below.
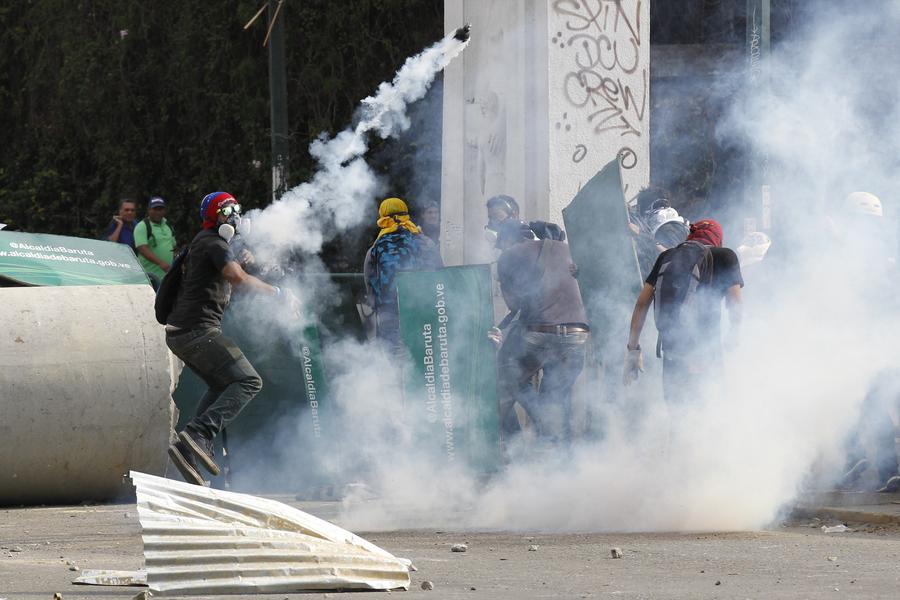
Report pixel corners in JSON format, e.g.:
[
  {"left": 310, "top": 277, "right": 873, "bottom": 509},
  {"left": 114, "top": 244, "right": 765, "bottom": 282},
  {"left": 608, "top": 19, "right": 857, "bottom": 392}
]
[
  {"left": 165, "top": 191, "right": 298, "bottom": 486},
  {"left": 495, "top": 219, "right": 589, "bottom": 444},
  {"left": 623, "top": 219, "right": 743, "bottom": 406},
  {"left": 363, "top": 197, "right": 443, "bottom": 355},
  {"left": 418, "top": 200, "right": 441, "bottom": 245},
  {"left": 102, "top": 198, "right": 139, "bottom": 249},
  {"left": 134, "top": 196, "right": 176, "bottom": 289}
]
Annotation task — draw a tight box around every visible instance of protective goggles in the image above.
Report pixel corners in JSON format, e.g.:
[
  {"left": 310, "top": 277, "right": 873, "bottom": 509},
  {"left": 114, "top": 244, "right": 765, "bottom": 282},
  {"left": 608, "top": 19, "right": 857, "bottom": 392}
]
[{"left": 218, "top": 203, "right": 242, "bottom": 218}]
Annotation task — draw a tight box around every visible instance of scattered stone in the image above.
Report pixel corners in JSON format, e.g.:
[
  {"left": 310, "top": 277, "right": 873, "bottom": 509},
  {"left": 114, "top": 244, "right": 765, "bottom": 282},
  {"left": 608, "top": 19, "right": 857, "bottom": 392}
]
[
  {"left": 470, "top": 586, "right": 477, "bottom": 591},
  {"left": 408, "top": 563, "right": 418, "bottom": 572},
  {"left": 821, "top": 524, "right": 849, "bottom": 533},
  {"left": 834, "top": 588, "right": 839, "bottom": 592},
  {"left": 528, "top": 545, "right": 540, "bottom": 552},
  {"left": 420, "top": 580, "right": 435, "bottom": 591},
  {"left": 53, "top": 594, "right": 62, "bottom": 600},
  {"left": 715, "top": 581, "right": 722, "bottom": 586},
  {"left": 610, "top": 547, "right": 624, "bottom": 559},
  {"left": 451, "top": 543, "right": 468, "bottom": 553},
  {"left": 68, "top": 565, "right": 79, "bottom": 572},
  {"left": 10, "top": 546, "right": 23, "bottom": 552},
  {"left": 827, "top": 556, "right": 838, "bottom": 562},
  {"left": 132, "top": 592, "right": 152, "bottom": 600}
]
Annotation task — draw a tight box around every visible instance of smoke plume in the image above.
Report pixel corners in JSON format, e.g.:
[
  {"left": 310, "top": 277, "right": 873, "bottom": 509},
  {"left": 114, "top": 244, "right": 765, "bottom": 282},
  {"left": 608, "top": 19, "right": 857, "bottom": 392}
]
[{"left": 229, "top": 6, "right": 900, "bottom": 534}]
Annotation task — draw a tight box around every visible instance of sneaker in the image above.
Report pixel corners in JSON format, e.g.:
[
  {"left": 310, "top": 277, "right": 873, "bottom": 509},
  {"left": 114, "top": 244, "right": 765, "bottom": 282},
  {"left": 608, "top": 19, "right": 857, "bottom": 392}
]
[
  {"left": 167, "top": 441, "right": 206, "bottom": 486},
  {"left": 877, "top": 475, "right": 900, "bottom": 493},
  {"left": 178, "top": 429, "right": 221, "bottom": 476}
]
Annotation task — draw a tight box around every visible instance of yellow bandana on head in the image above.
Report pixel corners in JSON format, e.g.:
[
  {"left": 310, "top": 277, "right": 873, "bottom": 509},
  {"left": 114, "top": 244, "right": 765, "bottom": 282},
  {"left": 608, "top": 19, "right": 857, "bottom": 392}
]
[{"left": 376, "top": 197, "right": 421, "bottom": 239}]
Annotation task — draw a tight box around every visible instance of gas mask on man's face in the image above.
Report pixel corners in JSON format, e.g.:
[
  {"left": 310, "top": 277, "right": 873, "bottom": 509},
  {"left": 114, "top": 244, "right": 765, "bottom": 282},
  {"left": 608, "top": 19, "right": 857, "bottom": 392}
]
[{"left": 217, "top": 203, "right": 242, "bottom": 244}]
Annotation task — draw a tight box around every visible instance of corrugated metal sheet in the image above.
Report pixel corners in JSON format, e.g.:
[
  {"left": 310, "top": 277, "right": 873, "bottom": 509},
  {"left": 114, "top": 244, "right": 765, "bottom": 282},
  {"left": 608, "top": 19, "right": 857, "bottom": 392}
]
[{"left": 130, "top": 471, "right": 411, "bottom": 595}]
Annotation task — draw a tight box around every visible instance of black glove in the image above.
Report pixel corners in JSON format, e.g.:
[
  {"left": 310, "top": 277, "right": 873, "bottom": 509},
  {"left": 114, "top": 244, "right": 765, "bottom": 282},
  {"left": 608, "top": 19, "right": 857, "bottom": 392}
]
[{"left": 453, "top": 24, "right": 471, "bottom": 42}]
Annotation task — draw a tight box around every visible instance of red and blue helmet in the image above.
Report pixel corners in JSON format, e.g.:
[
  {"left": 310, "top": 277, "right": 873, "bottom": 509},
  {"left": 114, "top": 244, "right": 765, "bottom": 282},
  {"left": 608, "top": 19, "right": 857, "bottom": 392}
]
[{"left": 199, "top": 191, "right": 237, "bottom": 229}]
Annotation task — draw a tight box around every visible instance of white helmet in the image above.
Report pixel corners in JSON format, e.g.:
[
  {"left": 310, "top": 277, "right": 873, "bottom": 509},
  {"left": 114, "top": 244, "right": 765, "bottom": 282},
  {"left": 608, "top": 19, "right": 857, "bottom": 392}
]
[
  {"left": 646, "top": 207, "right": 685, "bottom": 236},
  {"left": 844, "top": 191, "right": 883, "bottom": 217}
]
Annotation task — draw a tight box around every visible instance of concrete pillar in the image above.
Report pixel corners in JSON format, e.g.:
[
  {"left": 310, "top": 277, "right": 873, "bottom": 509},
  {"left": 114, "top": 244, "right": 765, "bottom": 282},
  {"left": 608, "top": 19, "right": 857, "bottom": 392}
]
[
  {"left": 0, "top": 285, "right": 175, "bottom": 504},
  {"left": 441, "top": 0, "right": 650, "bottom": 266}
]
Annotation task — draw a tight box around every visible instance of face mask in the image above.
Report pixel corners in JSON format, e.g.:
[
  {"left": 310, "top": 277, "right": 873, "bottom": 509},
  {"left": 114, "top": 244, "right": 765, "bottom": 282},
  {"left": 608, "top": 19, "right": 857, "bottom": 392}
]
[
  {"left": 217, "top": 204, "right": 242, "bottom": 243},
  {"left": 218, "top": 223, "right": 236, "bottom": 244}
]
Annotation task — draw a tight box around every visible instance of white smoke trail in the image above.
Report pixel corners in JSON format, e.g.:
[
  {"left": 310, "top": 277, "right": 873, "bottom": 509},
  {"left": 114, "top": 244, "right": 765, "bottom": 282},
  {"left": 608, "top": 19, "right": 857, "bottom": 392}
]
[{"left": 245, "top": 27, "right": 470, "bottom": 265}]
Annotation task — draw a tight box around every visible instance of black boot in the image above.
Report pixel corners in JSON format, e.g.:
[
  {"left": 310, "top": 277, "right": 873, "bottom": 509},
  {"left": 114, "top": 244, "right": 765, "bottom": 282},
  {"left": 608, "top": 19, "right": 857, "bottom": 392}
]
[
  {"left": 168, "top": 440, "right": 206, "bottom": 486},
  {"left": 179, "top": 428, "right": 221, "bottom": 476}
]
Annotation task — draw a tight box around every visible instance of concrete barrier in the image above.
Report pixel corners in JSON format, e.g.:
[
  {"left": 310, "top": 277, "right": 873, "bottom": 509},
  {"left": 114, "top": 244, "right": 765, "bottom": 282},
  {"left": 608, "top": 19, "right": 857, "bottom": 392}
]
[{"left": 0, "top": 285, "right": 175, "bottom": 505}]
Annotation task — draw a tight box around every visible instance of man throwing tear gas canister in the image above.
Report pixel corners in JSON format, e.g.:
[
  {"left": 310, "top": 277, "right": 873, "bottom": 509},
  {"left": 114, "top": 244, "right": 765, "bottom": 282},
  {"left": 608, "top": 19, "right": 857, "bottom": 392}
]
[
  {"left": 623, "top": 219, "right": 743, "bottom": 406},
  {"left": 164, "top": 191, "right": 299, "bottom": 486}
]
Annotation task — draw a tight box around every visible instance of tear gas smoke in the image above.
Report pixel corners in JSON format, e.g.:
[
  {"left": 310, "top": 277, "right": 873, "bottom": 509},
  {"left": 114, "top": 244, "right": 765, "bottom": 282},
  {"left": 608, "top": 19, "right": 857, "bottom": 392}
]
[
  {"left": 244, "top": 27, "right": 470, "bottom": 266},
  {"left": 230, "top": 7, "right": 900, "bottom": 534}
]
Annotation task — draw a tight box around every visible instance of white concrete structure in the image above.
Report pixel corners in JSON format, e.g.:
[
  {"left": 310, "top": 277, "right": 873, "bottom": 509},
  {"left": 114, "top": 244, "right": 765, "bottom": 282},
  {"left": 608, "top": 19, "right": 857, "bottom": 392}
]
[
  {"left": 0, "top": 285, "right": 175, "bottom": 504},
  {"left": 441, "top": 0, "right": 650, "bottom": 266}
]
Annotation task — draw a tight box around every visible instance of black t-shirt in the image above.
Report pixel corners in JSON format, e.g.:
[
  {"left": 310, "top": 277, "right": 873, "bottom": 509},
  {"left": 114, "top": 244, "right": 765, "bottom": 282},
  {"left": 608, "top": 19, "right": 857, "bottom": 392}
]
[
  {"left": 167, "top": 229, "right": 235, "bottom": 329},
  {"left": 646, "top": 245, "right": 744, "bottom": 349}
]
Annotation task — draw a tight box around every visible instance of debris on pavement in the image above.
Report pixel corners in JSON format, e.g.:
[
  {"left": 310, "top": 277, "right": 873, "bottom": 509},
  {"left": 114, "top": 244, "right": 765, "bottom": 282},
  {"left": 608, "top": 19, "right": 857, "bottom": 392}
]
[
  {"left": 132, "top": 591, "right": 152, "bottom": 600},
  {"left": 421, "top": 581, "right": 435, "bottom": 590},
  {"left": 821, "top": 524, "right": 850, "bottom": 533},
  {"left": 610, "top": 547, "right": 624, "bottom": 559},
  {"left": 127, "top": 471, "right": 411, "bottom": 595},
  {"left": 73, "top": 570, "right": 148, "bottom": 587},
  {"left": 528, "top": 544, "right": 539, "bottom": 552},
  {"left": 451, "top": 543, "right": 468, "bottom": 553},
  {"left": 826, "top": 556, "right": 838, "bottom": 562},
  {"left": 53, "top": 594, "right": 62, "bottom": 600}
]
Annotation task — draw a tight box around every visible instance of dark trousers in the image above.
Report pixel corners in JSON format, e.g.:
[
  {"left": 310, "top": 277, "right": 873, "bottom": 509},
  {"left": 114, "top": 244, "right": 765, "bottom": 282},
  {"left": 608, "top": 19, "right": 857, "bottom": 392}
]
[
  {"left": 661, "top": 338, "right": 722, "bottom": 407},
  {"left": 499, "top": 329, "right": 588, "bottom": 442},
  {"left": 166, "top": 327, "right": 263, "bottom": 440}
]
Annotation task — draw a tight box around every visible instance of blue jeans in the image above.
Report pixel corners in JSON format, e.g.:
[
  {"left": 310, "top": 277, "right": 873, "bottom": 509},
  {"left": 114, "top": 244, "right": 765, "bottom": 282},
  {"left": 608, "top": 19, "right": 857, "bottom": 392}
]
[
  {"left": 498, "top": 329, "right": 589, "bottom": 442},
  {"left": 166, "top": 327, "right": 262, "bottom": 440}
]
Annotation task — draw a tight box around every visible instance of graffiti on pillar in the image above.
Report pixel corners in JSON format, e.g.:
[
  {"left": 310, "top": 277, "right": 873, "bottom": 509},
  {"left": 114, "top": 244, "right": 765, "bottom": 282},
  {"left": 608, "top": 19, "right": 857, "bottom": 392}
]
[{"left": 551, "top": 0, "right": 647, "bottom": 178}]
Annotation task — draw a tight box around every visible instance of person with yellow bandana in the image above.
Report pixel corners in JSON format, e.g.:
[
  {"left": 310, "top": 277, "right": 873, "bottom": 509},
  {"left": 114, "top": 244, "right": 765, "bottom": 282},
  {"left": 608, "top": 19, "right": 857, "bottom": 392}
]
[{"left": 363, "top": 197, "right": 443, "bottom": 355}]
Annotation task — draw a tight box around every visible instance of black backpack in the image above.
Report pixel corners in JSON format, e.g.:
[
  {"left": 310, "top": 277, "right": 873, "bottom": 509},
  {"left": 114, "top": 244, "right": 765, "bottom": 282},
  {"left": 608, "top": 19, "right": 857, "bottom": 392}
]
[
  {"left": 652, "top": 241, "right": 714, "bottom": 340},
  {"left": 154, "top": 247, "right": 189, "bottom": 325}
]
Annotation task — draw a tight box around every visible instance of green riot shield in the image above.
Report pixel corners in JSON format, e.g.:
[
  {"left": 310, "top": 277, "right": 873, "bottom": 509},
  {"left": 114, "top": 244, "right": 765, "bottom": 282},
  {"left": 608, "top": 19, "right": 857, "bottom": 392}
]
[
  {"left": 562, "top": 158, "right": 643, "bottom": 358},
  {"left": 0, "top": 231, "right": 148, "bottom": 286},
  {"left": 562, "top": 159, "right": 646, "bottom": 438},
  {"left": 396, "top": 265, "right": 500, "bottom": 474}
]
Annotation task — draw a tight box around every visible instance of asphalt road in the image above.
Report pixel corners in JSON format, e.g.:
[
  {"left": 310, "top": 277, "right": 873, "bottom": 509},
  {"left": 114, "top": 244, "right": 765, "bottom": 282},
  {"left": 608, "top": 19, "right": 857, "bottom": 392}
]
[{"left": 2, "top": 501, "right": 900, "bottom": 599}]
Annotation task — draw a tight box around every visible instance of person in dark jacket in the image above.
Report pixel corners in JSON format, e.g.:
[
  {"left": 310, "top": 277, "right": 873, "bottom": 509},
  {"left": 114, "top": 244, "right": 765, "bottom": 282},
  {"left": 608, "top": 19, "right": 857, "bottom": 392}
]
[
  {"left": 363, "top": 197, "right": 443, "bottom": 355},
  {"left": 495, "top": 219, "right": 589, "bottom": 443},
  {"left": 165, "top": 191, "right": 298, "bottom": 486}
]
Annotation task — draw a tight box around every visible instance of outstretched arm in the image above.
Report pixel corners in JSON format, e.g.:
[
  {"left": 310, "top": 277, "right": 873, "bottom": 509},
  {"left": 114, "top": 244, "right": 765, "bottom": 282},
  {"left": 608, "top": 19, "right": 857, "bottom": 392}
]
[
  {"left": 725, "top": 284, "right": 743, "bottom": 346},
  {"left": 627, "top": 283, "right": 655, "bottom": 350}
]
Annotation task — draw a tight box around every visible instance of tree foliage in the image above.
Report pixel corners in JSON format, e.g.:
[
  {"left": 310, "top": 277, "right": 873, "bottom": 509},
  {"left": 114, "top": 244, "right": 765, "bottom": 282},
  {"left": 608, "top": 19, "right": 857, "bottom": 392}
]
[{"left": 0, "top": 0, "right": 442, "bottom": 260}]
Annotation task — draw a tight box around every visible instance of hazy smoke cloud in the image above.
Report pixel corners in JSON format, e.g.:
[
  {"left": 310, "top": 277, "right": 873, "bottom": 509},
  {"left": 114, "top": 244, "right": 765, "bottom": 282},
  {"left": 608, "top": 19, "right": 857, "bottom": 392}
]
[{"left": 227, "top": 6, "right": 900, "bottom": 535}]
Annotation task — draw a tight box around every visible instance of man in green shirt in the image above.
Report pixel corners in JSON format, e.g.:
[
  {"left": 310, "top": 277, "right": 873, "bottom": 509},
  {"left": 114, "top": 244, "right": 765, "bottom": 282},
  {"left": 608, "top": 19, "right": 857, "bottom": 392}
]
[{"left": 134, "top": 196, "right": 176, "bottom": 288}]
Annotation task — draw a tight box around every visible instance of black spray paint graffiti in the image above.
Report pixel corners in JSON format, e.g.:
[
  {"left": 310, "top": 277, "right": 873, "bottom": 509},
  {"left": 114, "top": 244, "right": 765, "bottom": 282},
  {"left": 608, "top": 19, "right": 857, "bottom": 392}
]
[{"left": 552, "top": 0, "right": 647, "bottom": 170}]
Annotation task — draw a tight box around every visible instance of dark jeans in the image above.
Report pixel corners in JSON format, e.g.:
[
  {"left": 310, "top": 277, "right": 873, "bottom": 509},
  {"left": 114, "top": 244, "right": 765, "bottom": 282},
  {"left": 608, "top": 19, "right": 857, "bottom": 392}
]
[
  {"left": 498, "top": 329, "right": 589, "bottom": 442},
  {"left": 166, "top": 327, "right": 263, "bottom": 440},
  {"left": 661, "top": 339, "right": 722, "bottom": 406}
]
